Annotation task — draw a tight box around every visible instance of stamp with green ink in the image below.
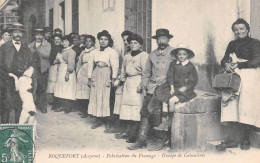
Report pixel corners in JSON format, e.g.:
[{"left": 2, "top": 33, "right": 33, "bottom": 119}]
[{"left": 0, "top": 125, "right": 35, "bottom": 163}]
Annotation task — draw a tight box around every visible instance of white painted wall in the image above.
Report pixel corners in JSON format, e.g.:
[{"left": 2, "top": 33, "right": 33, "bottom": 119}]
[
  {"left": 79, "top": 0, "right": 125, "bottom": 52},
  {"left": 152, "top": 0, "right": 250, "bottom": 64},
  {"left": 46, "top": 0, "right": 125, "bottom": 52}
]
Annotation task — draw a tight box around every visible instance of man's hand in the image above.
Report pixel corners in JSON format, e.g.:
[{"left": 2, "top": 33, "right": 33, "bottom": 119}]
[
  {"left": 111, "top": 78, "right": 116, "bottom": 87},
  {"left": 143, "top": 89, "right": 147, "bottom": 96},
  {"left": 179, "top": 87, "right": 187, "bottom": 93},
  {"left": 65, "top": 73, "right": 69, "bottom": 82},
  {"left": 113, "top": 79, "right": 121, "bottom": 87}
]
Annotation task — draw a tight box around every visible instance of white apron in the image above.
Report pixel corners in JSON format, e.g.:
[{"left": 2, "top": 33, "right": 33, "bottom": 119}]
[{"left": 221, "top": 68, "right": 260, "bottom": 128}]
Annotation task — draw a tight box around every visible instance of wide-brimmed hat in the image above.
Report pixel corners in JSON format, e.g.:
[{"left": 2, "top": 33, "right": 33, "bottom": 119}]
[
  {"left": 171, "top": 43, "right": 195, "bottom": 59},
  {"left": 9, "top": 23, "right": 25, "bottom": 32},
  {"left": 127, "top": 33, "right": 143, "bottom": 45},
  {"left": 152, "top": 28, "right": 173, "bottom": 39}
]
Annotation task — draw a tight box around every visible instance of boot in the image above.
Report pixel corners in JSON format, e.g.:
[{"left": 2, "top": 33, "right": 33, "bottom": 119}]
[
  {"left": 126, "top": 121, "right": 139, "bottom": 143},
  {"left": 128, "top": 117, "right": 149, "bottom": 150},
  {"left": 240, "top": 124, "right": 251, "bottom": 150}
]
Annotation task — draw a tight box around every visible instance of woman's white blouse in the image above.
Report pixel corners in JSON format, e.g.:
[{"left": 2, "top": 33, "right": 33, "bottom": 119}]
[{"left": 88, "top": 47, "right": 119, "bottom": 79}]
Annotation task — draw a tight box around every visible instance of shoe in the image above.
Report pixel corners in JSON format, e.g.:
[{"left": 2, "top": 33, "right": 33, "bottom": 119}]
[
  {"left": 115, "top": 133, "right": 128, "bottom": 139},
  {"left": 81, "top": 114, "right": 88, "bottom": 118},
  {"left": 91, "top": 121, "right": 102, "bottom": 129},
  {"left": 127, "top": 141, "right": 147, "bottom": 150},
  {"left": 104, "top": 128, "right": 118, "bottom": 134},
  {"left": 153, "top": 121, "right": 169, "bottom": 131},
  {"left": 64, "top": 110, "right": 71, "bottom": 114},
  {"left": 54, "top": 107, "right": 64, "bottom": 112},
  {"left": 78, "top": 112, "right": 83, "bottom": 115},
  {"left": 51, "top": 105, "right": 56, "bottom": 110},
  {"left": 148, "top": 139, "right": 169, "bottom": 151},
  {"left": 240, "top": 139, "right": 250, "bottom": 150},
  {"left": 41, "top": 109, "right": 47, "bottom": 113},
  {"left": 216, "top": 141, "right": 238, "bottom": 151},
  {"left": 126, "top": 138, "right": 136, "bottom": 143}
]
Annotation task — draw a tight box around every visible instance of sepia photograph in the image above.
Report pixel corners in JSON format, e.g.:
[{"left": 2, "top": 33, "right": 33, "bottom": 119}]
[{"left": 0, "top": 0, "right": 260, "bottom": 163}]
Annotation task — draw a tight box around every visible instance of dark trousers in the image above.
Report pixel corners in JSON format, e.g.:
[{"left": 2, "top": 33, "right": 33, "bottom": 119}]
[
  {"left": 1, "top": 80, "right": 22, "bottom": 124},
  {"left": 140, "top": 93, "right": 154, "bottom": 117},
  {"left": 139, "top": 93, "right": 170, "bottom": 142},
  {"left": 36, "top": 72, "right": 48, "bottom": 111}
]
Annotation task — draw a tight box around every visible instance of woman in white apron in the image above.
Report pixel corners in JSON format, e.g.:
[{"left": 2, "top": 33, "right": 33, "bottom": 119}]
[
  {"left": 217, "top": 18, "right": 260, "bottom": 151},
  {"left": 46, "top": 33, "right": 63, "bottom": 110},
  {"left": 88, "top": 30, "right": 119, "bottom": 129},
  {"left": 119, "top": 34, "right": 149, "bottom": 143},
  {"left": 54, "top": 35, "right": 76, "bottom": 113},
  {"left": 76, "top": 35, "right": 95, "bottom": 118}
]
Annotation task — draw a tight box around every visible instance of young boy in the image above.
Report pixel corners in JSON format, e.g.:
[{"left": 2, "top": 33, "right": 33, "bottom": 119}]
[{"left": 150, "top": 44, "right": 198, "bottom": 131}]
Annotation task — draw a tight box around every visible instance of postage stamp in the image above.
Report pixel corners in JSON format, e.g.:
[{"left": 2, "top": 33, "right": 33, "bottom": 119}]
[{"left": 0, "top": 125, "right": 35, "bottom": 163}]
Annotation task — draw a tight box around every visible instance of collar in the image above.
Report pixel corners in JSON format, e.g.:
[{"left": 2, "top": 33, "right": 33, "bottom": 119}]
[
  {"left": 100, "top": 46, "right": 109, "bottom": 51},
  {"left": 131, "top": 49, "right": 142, "bottom": 56},
  {"left": 84, "top": 46, "right": 95, "bottom": 53},
  {"left": 63, "top": 46, "right": 73, "bottom": 51},
  {"left": 156, "top": 45, "right": 169, "bottom": 56},
  {"left": 12, "top": 39, "right": 21, "bottom": 45},
  {"left": 176, "top": 59, "right": 189, "bottom": 66}
]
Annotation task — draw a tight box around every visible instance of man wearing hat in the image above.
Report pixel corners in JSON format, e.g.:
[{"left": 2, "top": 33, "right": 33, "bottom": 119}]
[
  {"left": 28, "top": 28, "right": 51, "bottom": 113},
  {"left": 0, "top": 23, "right": 36, "bottom": 123},
  {"left": 44, "top": 27, "right": 53, "bottom": 43},
  {"left": 128, "top": 28, "right": 175, "bottom": 151}
]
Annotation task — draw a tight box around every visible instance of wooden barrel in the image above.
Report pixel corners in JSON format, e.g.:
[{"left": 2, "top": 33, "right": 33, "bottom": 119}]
[{"left": 170, "top": 90, "right": 223, "bottom": 151}]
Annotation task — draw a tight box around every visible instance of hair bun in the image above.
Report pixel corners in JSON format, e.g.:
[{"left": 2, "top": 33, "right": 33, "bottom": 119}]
[{"left": 102, "top": 30, "right": 109, "bottom": 34}]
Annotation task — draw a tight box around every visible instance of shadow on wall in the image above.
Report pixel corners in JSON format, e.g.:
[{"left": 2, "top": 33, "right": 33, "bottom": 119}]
[{"left": 196, "top": 32, "right": 223, "bottom": 94}]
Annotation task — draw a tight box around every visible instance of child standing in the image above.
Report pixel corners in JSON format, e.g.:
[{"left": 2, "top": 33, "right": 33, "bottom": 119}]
[{"left": 149, "top": 44, "right": 198, "bottom": 130}]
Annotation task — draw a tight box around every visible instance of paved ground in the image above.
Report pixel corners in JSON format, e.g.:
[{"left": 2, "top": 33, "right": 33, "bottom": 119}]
[{"left": 33, "top": 106, "right": 260, "bottom": 163}]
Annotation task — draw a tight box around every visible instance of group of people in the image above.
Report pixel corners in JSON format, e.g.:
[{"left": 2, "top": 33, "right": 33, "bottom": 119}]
[{"left": 0, "top": 17, "right": 259, "bottom": 152}]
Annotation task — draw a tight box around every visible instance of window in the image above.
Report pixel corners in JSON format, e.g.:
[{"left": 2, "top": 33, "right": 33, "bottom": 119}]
[
  {"left": 103, "top": 0, "right": 115, "bottom": 11},
  {"left": 72, "top": 0, "right": 79, "bottom": 33},
  {"left": 49, "top": 8, "right": 53, "bottom": 30},
  {"left": 125, "top": 0, "right": 152, "bottom": 53}
]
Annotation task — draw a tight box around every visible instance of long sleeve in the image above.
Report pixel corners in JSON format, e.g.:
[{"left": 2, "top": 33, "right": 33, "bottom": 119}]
[
  {"left": 0, "top": 46, "right": 6, "bottom": 81},
  {"left": 88, "top": 51, "right": 95, "bottom": 79},
  {"left": 37, "top": 43, "right": 51, "bottom": 59},
  {"left": 237, "top": 40, "right": 260, "bottom": 69},
  {"left": 109, "top": 50, "right": 119, "bottom": 79},
  {"left": 186, "top": 64, "right": 198, "bottom": 90},
  {"left": 67, "top": 50, "right": 76, "bottom": 73},
  {"left": 120, "top": 56, "right": 127, "bottom": 82},
  {"left": 167, "top": 61, "right": 176, "bottom": 86},
  {"left": 221, "top": 41, "right": 233, "bottom": 67},
  {"left": 140, "top": 52, "right": 149, "bottom": 76},
  {"left": 28, "top": 48, "right": 36, "bottom": 69},
  {"left": 76, "top": 52, "right": 83, "bottom": 73},
  {"left": 141, "top": 55, "right": 152, "bottom": 89}
]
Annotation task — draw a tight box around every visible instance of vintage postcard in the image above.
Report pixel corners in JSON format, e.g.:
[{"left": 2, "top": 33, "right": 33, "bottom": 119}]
[{"left": 0, "top": 0, "right": 260, "bottom": 163}]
